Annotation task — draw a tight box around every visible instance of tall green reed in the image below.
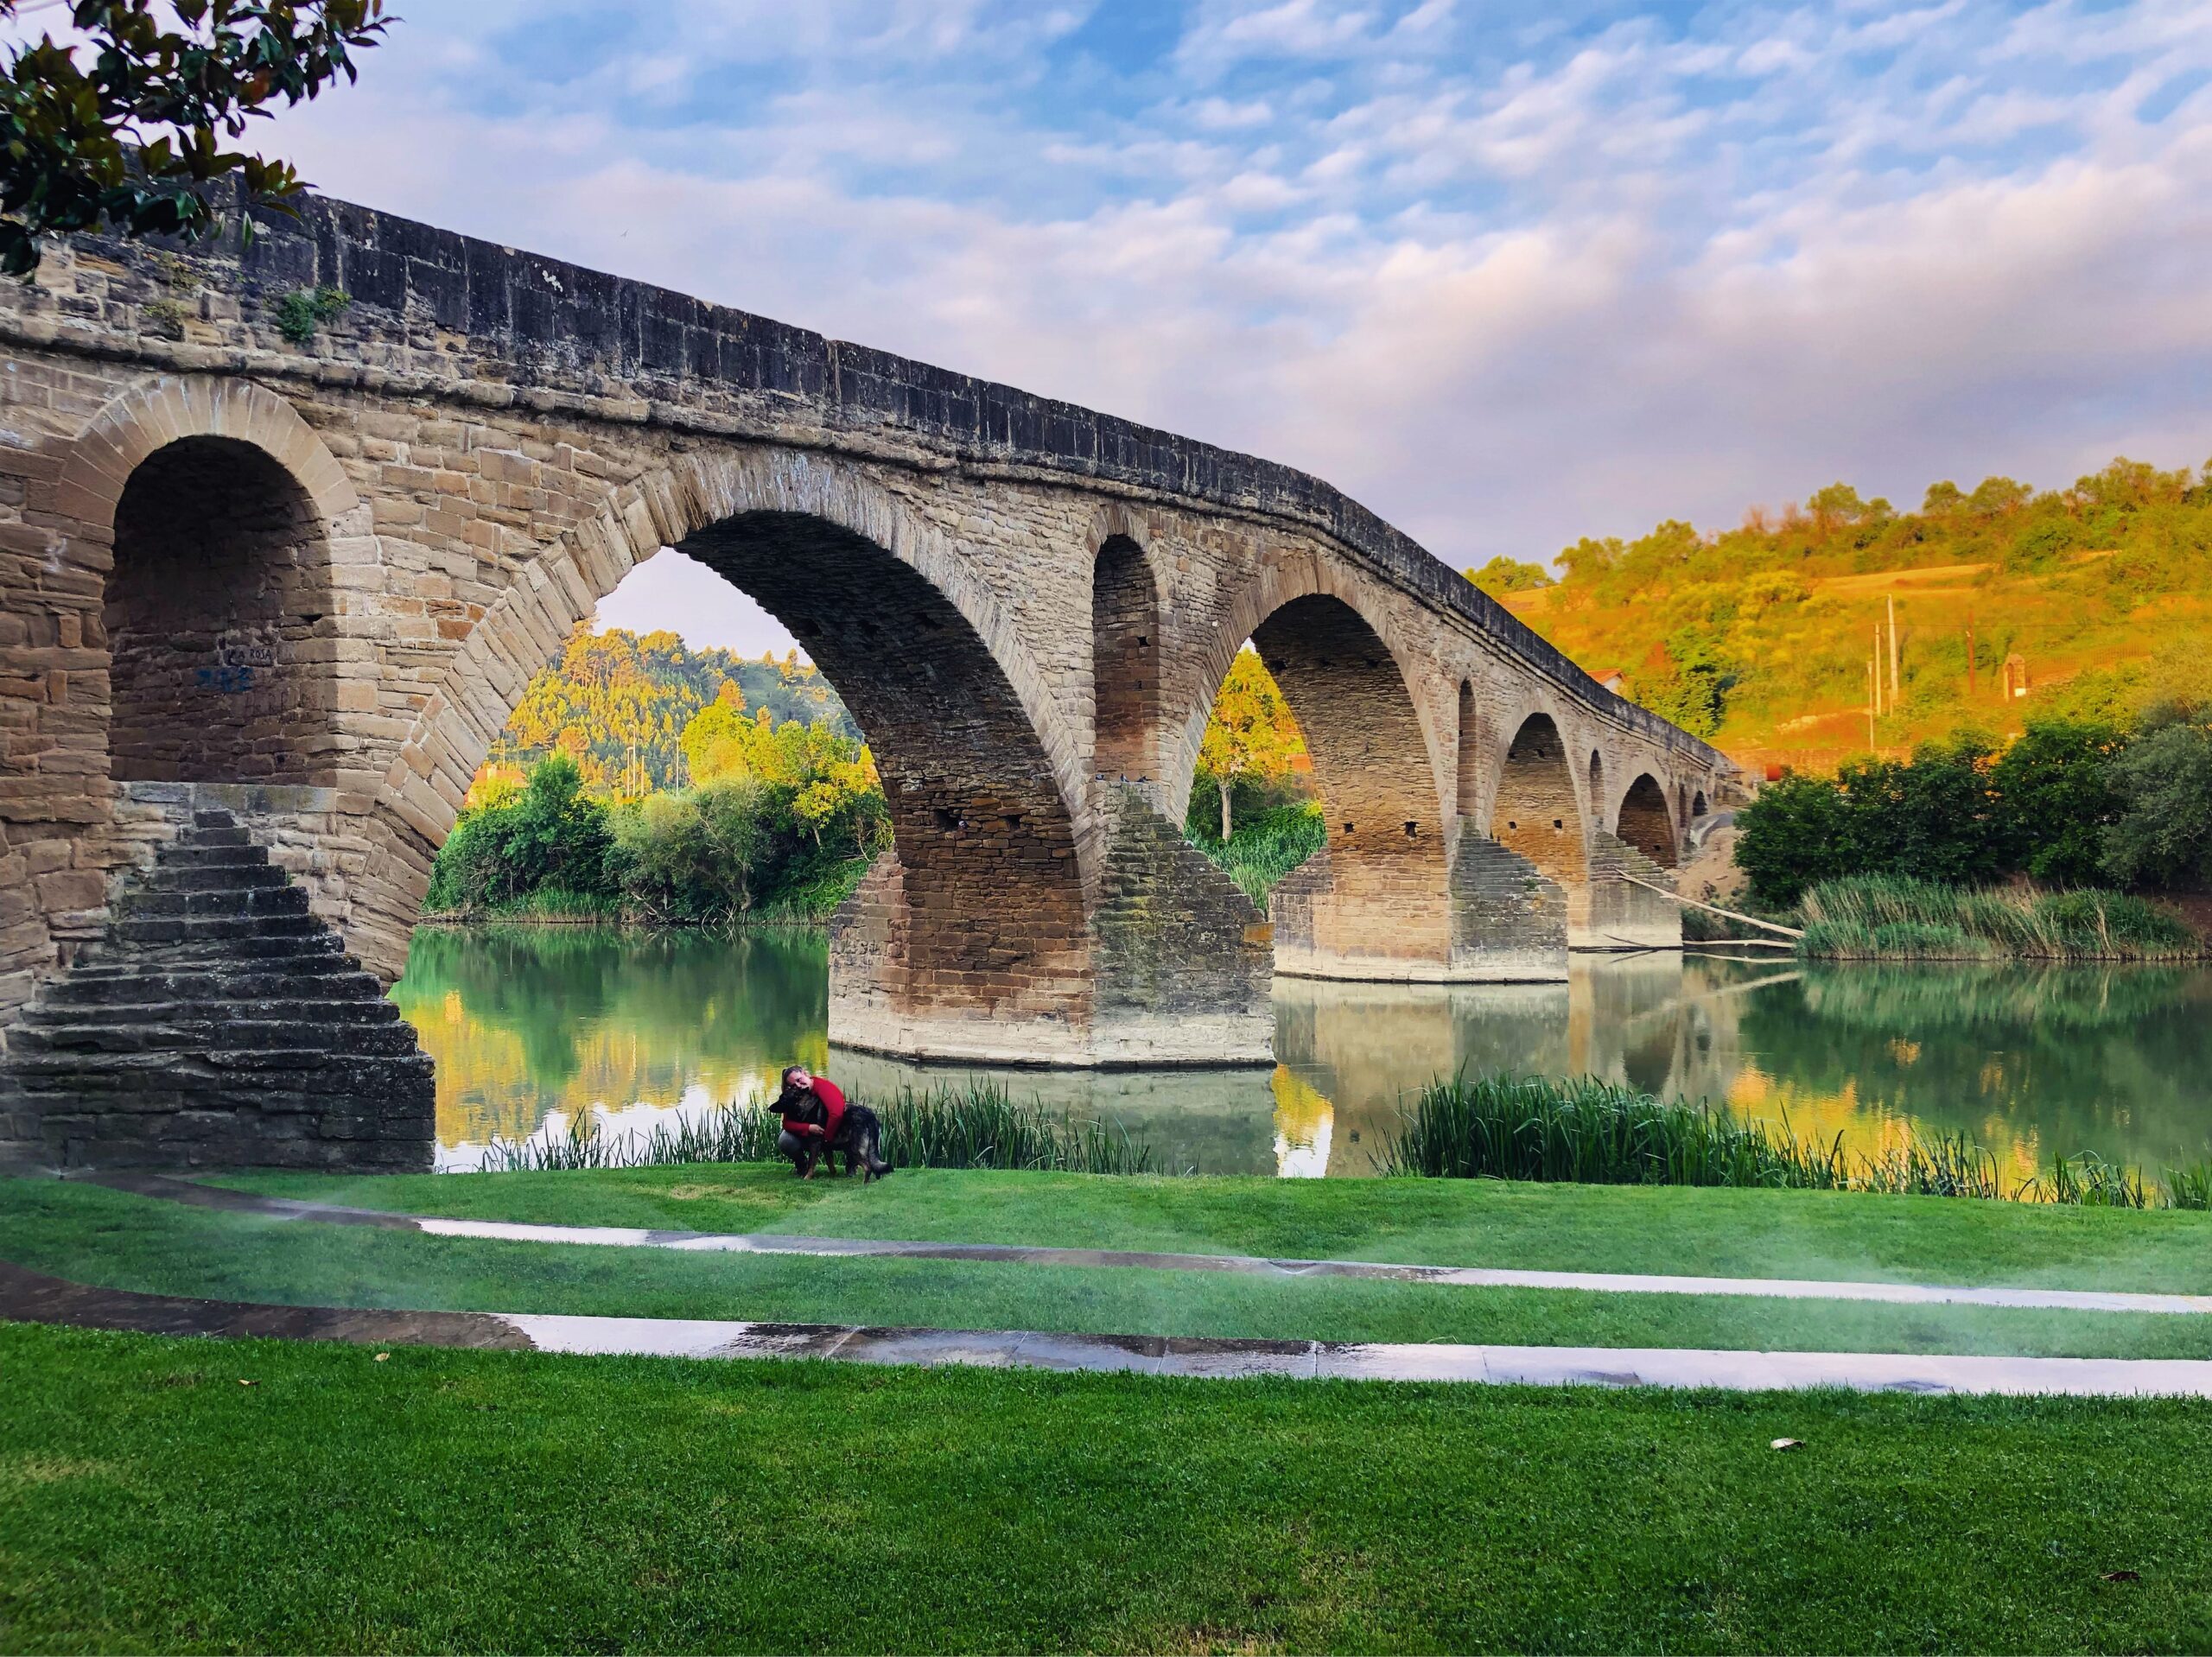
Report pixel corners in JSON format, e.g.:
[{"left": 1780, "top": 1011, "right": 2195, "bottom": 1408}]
[
  {"left": 478, "top": 1078, "right": 1155, "bottom": 1176},
  {"left": 1798, "top": 874, "right": 2200, "bottom": 962},
  {"left": 1380, "top": 1070, "right": 2212, "bottom": 1209}
]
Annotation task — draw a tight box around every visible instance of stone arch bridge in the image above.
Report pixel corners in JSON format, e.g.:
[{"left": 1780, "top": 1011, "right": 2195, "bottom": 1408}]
[{"left": 0, "top": 196, "right": 1734, "bottom": 1169}]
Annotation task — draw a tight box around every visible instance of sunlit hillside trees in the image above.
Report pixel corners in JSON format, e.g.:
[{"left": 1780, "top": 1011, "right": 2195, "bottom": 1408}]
[{"left": 1496, "top": 457, "right": 2212, "bottom": 771}]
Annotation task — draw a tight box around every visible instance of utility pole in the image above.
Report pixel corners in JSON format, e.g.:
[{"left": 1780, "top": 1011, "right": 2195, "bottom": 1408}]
[
  {"left": 1872, "top": 627, "right": 1883, "bottom": 719},
  {"left": 1866, "top": 660, "right": 1876, "bottom": 750},
  {"left": 1967, "top": 609, "right": 1976, "bottom": 698},
  {"left": 1887, "top": 593, "right": 1900, "bottom": 703}
]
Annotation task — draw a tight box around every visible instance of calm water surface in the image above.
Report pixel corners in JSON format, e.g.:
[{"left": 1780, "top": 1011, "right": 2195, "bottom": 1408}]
[{"left": 394, "top": 925, "right": 2212, "bottom": 1178}]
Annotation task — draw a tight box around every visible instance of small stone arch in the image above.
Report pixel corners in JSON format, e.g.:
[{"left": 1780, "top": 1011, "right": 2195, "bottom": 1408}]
[
  {"left": 1618, "top": 772, "right": 1679, "bottom": 867},
  {"left": 1455, "top": 680, "right": 1481, "bottom": 823},
  {"left": 1692, "top": 788, "right": 1710, "bottom": 818},
  {"left": 1587, "top": 749, "right": 1605, "bottom": 813},
  {"left": 1091, "top": 531, "right": 1162, "bottom": 791},
  {"left": 59, "top": 379, "right": 361, "bottom": 790},
  {"left": 1491, "top": 710, "right": 1587, "bottom": 890}
]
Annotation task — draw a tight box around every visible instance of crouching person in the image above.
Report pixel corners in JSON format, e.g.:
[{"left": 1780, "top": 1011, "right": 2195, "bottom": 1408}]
[{"left": 774, "top": 1064, "right": 892, "bottom": 1181}]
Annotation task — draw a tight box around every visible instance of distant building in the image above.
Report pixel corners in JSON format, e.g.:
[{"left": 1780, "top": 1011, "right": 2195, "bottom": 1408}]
[
  {"left": 2001, "top": 653, "right": 2031, "bottom": 700},
  {"left": 1590, "top": 668, "right": 1627, "bottom": 695}
]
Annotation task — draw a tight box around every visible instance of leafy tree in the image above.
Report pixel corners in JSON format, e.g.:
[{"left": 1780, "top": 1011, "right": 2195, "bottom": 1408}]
[
  {"left": 1989, "top": 720, "right": 2128, "bottom": 886},
  {"left": 1734, "top": 771, "right": 1859, "bottom": 907},
  {"left": 1197, "top": 649, "right": 1306, "bottom": 840},
  {"left": 427, "top": 754, "right": 615, "bottom": 912},
  {"left": 2102, "top": 717, "right": 2212, "bottom": 891},
  {"left": 1465, "top": 556, "right": 1553, "bottom": 598},
  {"left": 0, "top": 0, "right": 389, "bottom": 276}
]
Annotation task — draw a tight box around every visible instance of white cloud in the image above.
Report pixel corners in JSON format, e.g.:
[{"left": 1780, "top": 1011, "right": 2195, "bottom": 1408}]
[{"left": 165, "top": 0, "right": 2212, "bottom": 605}]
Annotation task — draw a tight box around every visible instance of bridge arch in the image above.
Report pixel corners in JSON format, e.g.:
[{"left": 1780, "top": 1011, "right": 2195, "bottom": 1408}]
[
  {"left": 1491, "top": 710, "right": 1589, "bottom": 892},
  {"left": 61, "top": 379, "right": 361, "bottom": 790},
  {"left": 1618, "top": 771, "right": 1679, "bottom": 867},
  {"left": 354, "top": 448, "right": 1096, "bottom": 1057},
  {"left": 1180, "top": 581, "right": 1448, "bottom": 977}
]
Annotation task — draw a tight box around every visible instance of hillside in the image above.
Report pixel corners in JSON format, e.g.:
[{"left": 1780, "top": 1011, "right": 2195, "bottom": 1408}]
[
  {"left": 480, "top": 625, "right": 857, "bottom": 800},
  {"left": 1475, "top": 458, "right": 2212, "bottom": 775}
]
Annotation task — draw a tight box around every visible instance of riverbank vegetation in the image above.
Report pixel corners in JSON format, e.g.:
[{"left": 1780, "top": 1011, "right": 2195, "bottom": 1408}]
[
  {"left": 1797, "top": 875, "right": 2196, "bottom": 962},
  {"left": 13, "top": 1319, "right": 2212, "bottom": 1654},
  {"left": 480, "top": 1079, "right": 1154, "bottom": 1177},
  {"left": 1378, "top": 1072, "right": 2212, "bottom": 1209}
]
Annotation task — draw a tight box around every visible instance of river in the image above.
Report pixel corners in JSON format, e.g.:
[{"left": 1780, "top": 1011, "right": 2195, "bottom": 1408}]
[{"left": 394, "top": 925, "right": 2212, "bottom": 1180}]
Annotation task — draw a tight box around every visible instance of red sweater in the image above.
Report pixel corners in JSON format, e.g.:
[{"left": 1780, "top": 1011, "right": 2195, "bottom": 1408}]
[{"left": 783, "top": 1077, "right": 846, "bottom": 1142}]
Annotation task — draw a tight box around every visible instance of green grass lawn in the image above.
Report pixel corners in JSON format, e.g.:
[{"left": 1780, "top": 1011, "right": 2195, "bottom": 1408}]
[
  {"left": 224, "top": 1160, "right": 2212, "bottom": 1293},
  {"left": 7, "top": 1178, "right": 2212, "bottom": 1359},
  {"left": 3, "top": 1320, "right": 2208, "bottom": 1654}
]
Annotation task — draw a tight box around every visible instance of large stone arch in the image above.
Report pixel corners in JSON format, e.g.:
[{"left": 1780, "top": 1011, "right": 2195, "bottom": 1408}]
[{"left": 346, "top": 447, "right": 1109, "bottom": 1062}]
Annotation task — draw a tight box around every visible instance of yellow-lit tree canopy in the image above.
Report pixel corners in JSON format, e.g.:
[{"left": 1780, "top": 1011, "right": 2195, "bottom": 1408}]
[{"left": 1197, "top": 648, "right": 1306, "bottom": 840}]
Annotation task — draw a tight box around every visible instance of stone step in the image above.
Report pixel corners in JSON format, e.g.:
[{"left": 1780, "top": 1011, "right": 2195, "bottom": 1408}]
[
  {"left": 113, "top": 912, "right": 324, "bottom": 948},
  {"left": 25, "top": 995, "right": 401, "bottom": 1029},
  {"left": 119, "top": 886, "right": 312, "bottom": 921},
  {"left": 135, "top": 861, "right": 289, "bottom": 895},
  {"left": 46, "top": 964, "right": 380, "bottom": 1006},
  {"left": 156, "top": 843, "right": 270, "bottom": 868},
  {"left": 175, "top": 823, "right": 253, "bottom": 849}
]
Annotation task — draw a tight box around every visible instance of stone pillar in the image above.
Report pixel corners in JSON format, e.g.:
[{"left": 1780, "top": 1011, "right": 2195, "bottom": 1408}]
[
  {"left": 1447, "top": 833, "right": 1569, "bottom": 981},
  {"left": 1581, "top": 831, "right": 1682, "bottom": 951},
  {"left": 1090, "top": 786, "right": 1273, "bottom": 1064}
]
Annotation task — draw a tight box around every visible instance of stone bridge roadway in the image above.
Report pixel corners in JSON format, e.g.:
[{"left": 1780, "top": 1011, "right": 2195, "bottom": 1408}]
[{"left": 0, "top": 194, "right": 1735, "bottom": 1169}]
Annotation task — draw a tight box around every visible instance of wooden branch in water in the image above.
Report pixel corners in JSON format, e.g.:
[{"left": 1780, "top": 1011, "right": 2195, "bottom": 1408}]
[{"left": 1616, "top": 873, "right": 1807, "bottom": 940}]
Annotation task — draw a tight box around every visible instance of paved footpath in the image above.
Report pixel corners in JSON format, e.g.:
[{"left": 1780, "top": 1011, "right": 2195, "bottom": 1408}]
[
  {"left": 8, "top": 1259, "right": 2212, "bottom": 1396},
  {"left": 85, "top": 1171, "right": 2212, "bottom": 1318}
]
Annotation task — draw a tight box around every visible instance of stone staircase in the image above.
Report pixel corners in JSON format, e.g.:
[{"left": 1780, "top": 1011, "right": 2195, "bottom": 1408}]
[{"left": 0, "top": 808, "right": 433, "bottom": 1171}]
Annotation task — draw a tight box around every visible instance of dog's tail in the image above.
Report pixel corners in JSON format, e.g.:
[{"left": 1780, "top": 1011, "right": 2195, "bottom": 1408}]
[{"left": 861, "top": 1114, "right": 893, "bottom": 1180}]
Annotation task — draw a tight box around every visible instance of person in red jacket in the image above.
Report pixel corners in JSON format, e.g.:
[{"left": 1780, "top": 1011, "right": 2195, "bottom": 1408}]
[
  {"left": 777, "top": 1064, "right": 846, "bottom": 1157},
  {"left": 773, "top": 1063, "right": 890, "bottom": 1179}
]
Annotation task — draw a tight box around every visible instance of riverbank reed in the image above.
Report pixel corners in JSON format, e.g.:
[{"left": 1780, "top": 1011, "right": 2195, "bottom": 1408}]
[
  {"left": 1377, "top": 1071, "right": 2212, "bottom": 1209},
  {"left": 1797, "top": 874, "right": 2200, "bottom": 962},
  {"left": 478, "top": 1079, "right": 1154, "bottom": 1176}
]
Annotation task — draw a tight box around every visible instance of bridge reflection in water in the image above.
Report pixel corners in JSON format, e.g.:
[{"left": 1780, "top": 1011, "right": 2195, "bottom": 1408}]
[{"left": 397, "top": 928, "right": 2212, "bottom": 1180}]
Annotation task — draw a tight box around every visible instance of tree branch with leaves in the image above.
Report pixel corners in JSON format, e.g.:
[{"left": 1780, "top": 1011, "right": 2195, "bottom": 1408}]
[{"left": 0, "top": 0, "right": 388, "bottom": 277}]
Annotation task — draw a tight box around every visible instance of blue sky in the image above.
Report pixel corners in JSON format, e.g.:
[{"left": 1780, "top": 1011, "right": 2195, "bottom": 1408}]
[{"left": 27, "top": 1, "right": 2212, "bottom": 655}]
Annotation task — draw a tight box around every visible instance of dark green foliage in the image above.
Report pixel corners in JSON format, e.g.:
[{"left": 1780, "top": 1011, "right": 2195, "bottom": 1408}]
[
  {"left": 1990, "top": 719, "right": 2128, "bottom": 885},
  {"left": 2102, "top": 716, "right": 2212, "bottom": 890},
  {"left": 1738, "top": 720, "right": 2161, "bottom": 905},
  {"left": 270, "top": 281, "right": 346, "bottom": 342},
  {"left": 0, "top": 1, "right": 388, "bottom": 276},
  {"left": 427, "top": 752, "right": 887, "bottom": 923},
  {"left": 425, "top": 754, "right": 613, "bottom": 914}
]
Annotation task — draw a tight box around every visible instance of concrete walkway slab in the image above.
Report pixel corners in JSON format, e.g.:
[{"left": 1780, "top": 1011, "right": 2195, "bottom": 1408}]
[
  {"left": 74, "top": 1171, "right": 2212, "bottom": 1318},
  {"left": 9, "top": 1260, "right": 2212, "bottom": 1396}
]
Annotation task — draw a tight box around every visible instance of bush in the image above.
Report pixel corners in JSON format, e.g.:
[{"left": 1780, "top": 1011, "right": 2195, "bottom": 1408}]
[
  {"left": 2102, "top": 716, "right": 2212, "bottom": 890},
  {"left": 425, "top": 754, "right": 615, "bottom": 913}
]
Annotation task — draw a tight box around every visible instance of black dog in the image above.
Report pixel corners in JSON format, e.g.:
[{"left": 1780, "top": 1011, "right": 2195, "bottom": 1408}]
[{"left": 775, "top": 1083, "right": 893, "bottom": 1182}]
